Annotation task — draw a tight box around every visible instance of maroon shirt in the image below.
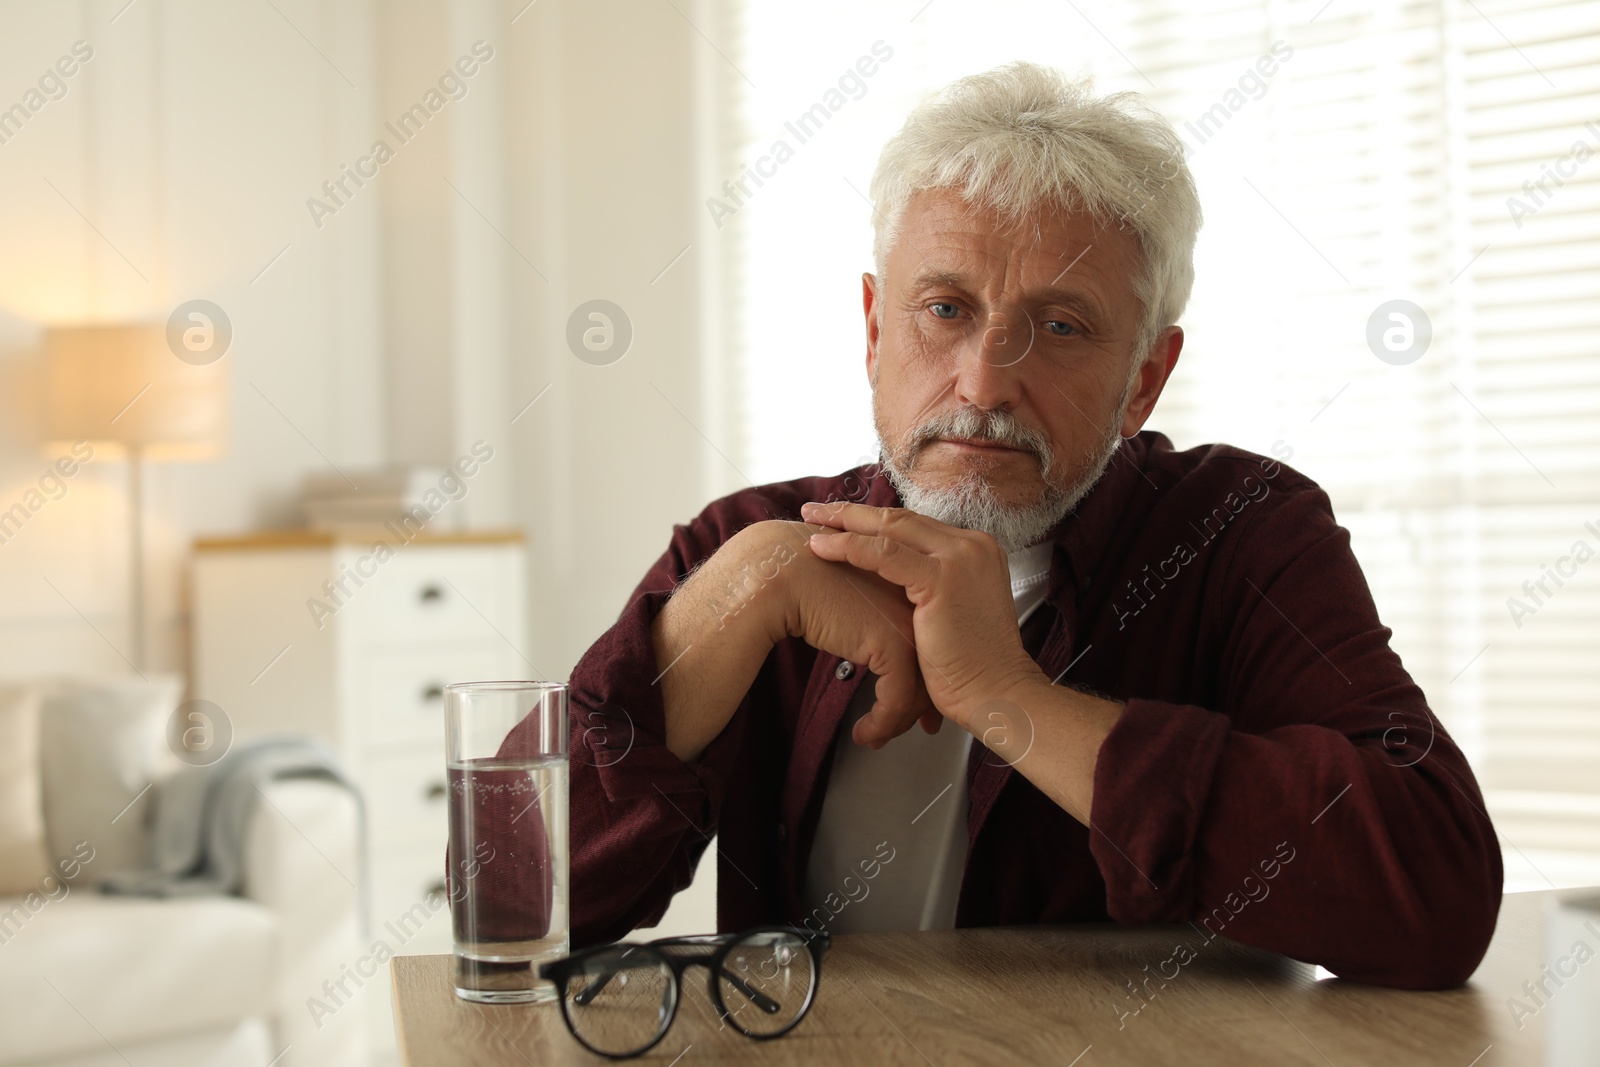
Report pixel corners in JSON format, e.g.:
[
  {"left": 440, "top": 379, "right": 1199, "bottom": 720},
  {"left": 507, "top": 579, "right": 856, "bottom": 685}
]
[{"left": 494, "top": 431, "right": 1501, "bottom": 990}]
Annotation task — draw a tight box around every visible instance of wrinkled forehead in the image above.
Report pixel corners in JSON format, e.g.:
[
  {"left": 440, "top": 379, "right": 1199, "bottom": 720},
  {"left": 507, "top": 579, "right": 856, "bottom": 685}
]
[{"left": 885, "top": 188, "right": 1143, "bottom": 307}]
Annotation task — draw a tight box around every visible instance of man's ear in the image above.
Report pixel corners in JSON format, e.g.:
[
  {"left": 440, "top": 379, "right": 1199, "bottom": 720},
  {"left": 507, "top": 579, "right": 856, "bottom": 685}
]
[
  {"left": 1120, "top": 326, "right": 1183, "bottom": 437},
  {"left": 863, "top": 272, "right": 881, "bottom": 384}
]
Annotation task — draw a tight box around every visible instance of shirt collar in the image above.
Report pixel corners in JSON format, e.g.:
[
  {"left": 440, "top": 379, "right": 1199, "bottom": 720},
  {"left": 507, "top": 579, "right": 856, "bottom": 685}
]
[{"left": 1043, "top": 432, "right": 1161, "bottom": 603}]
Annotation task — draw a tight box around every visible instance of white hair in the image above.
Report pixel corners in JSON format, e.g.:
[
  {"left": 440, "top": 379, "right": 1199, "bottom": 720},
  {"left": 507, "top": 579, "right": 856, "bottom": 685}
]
[{"left": 869, "top": 62, "right": 1202, "bottom": 356}]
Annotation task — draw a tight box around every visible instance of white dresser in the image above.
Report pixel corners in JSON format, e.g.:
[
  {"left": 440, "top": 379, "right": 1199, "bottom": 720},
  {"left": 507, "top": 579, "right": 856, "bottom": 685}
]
[{"left": 191, "top": 529, "right": 528, "bottom": 1056}]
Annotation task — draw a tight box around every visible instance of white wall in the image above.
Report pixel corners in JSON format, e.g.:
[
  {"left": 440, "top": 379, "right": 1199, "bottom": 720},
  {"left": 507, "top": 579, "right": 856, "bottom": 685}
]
[
  {"left": 503, "top": 0, "right": 730, "bottom": 679},
  {"left": 0, "top": 0, "right": 385, "bottom": 677}
]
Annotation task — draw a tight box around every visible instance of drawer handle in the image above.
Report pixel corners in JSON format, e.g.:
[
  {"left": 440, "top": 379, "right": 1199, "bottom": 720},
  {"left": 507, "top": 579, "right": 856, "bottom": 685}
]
[
  {"left": 418, "top": 584, "right": 445, "bottom": 605},
  {"left": 421, "top": 683, "right": 445, "bottom": 702},
  {"left": 425, "top": 782, "right": 446, "bottom": 802}
]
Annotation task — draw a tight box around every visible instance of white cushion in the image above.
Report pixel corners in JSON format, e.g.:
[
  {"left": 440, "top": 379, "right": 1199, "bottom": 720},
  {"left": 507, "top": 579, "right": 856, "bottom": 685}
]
[
  {"left": 0, "top": 893, "right": 276, "bottom": 1065},
  {"left": 6, "top": 1018, "right": 273, "bottom": 1067},
  {"left": 39, "top": 675, "right": 182, "bottom": 882},
  {"left": 0, "top": 686, "right": 49, "bottom": 896}
]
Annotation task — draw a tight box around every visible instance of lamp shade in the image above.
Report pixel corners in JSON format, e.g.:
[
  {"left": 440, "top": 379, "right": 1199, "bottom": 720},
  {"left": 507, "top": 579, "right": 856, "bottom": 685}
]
[{"left": 45, "top": 324, "right": 228, "bottom": 459}]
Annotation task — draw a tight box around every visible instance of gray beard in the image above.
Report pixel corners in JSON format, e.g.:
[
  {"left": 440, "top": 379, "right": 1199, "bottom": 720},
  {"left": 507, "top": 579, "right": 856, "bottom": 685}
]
[{"left": 875, "top": 403, "right": 1127, "bottom": 555}]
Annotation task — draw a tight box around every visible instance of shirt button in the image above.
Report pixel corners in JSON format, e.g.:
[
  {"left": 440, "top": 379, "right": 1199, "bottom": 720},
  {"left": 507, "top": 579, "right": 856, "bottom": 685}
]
[{"left": 834, "top": 660, "right": 854, "bottom": 681}]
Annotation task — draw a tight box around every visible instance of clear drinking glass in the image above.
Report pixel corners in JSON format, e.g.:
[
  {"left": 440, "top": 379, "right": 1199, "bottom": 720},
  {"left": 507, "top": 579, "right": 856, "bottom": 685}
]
[{"left": 445, "top": 680, "right": 570, "bottom": 1004}]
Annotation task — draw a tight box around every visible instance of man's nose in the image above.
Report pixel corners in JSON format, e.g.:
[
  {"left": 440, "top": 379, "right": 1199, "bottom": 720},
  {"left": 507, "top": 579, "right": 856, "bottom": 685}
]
[{"left": 953, "top": 310, "right": 1029, "bottom": 411}]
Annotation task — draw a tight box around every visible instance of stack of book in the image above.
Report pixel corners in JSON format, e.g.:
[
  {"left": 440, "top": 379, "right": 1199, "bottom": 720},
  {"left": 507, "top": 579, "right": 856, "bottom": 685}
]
[{"left": 301, "top": 466, "right": 460, "bottom": 533}]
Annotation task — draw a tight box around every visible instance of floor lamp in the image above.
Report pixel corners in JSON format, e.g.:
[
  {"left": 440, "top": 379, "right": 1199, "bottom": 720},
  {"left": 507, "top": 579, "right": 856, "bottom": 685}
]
[{"left": 45, "top": 325, "right": 228, "bottom": 671}]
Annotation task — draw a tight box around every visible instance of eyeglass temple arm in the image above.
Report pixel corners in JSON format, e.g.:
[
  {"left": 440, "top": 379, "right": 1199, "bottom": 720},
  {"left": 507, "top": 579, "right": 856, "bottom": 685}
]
[
  {"left": 569, "top": 933, "right": 733, "bottom": 1002},
  {"left": 572, "top": 962, "right": 782, "bottom": 1014},
  {"left": 716, "top": 970, "right": 783, "bottom": 1014},
  {"left": 573, "top": 969, "right": 617, "bottom": 1006}
]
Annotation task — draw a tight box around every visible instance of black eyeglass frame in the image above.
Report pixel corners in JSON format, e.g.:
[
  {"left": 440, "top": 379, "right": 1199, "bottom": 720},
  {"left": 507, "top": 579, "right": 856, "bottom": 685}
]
[{"left": 537, "top": 925, "right": 831, "bottom": 1059}]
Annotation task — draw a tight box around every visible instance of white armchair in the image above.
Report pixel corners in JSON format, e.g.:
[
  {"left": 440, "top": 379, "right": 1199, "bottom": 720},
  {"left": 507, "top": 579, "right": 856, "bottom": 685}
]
[{"left": 0, "top": 678, "right": 366, "bottom": 1067}]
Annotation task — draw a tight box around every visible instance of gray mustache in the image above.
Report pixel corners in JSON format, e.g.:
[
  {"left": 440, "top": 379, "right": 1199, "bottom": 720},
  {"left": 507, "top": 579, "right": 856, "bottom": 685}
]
[{"left": 903, "top": 408, "right": 1055, "bottom": 476}]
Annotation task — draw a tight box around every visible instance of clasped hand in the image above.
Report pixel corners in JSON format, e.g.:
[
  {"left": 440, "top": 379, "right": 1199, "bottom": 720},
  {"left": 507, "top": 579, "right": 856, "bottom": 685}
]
[{"left": 789, "top": 501, "right": 1043, "bottom": 747}]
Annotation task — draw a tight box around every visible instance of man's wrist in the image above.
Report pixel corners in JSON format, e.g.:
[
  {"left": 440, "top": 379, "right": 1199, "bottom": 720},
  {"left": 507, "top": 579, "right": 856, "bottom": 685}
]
[
  {"left": 655, "top": 524, "right": 808, "bottom": 764},
  {"left": 720, "top": 520, "right": 810, "bottom": 647},
  {"left": 957, "top": 664, "right": 1052, "bottom": 736},
  {"left": 997, "top": 668, "right": 1053, "bottom": 717}
]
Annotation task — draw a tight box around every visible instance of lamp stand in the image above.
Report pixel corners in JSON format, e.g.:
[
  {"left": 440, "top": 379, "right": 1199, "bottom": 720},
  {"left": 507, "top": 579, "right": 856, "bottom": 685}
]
[{"left": 128, "top": 444, "right": 145, "bottom": 671}]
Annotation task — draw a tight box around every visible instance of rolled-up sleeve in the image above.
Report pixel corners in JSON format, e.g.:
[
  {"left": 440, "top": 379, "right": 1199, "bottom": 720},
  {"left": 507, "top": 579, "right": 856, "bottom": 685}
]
[{"left": 566, "top": 574, "right": 750, "bottom": 946}]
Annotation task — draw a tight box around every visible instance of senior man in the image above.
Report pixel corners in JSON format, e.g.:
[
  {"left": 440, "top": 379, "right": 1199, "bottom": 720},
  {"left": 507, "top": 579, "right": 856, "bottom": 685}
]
[{"left": 482, "top": 62, "right": 1501, "bottom": 990}]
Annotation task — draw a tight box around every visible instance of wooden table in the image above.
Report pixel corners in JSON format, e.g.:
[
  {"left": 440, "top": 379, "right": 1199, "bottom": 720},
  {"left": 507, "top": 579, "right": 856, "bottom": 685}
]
[{"left": 393, "top": 890, "right": 1554, "bottom": 1065}]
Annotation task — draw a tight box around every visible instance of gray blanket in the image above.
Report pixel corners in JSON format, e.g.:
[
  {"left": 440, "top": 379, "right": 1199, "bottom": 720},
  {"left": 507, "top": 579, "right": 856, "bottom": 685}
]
[{"left": 101, "top": 738, "right": 366, "bottom": 928}]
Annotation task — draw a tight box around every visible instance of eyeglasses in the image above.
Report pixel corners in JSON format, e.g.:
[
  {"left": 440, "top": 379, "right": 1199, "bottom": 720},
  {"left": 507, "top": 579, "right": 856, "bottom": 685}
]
[{"left": 538, "top": 926, "right": 830, "bottom": 1059}]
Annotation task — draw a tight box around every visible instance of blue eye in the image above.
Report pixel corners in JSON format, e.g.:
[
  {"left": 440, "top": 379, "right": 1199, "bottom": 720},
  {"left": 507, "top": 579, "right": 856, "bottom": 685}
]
[
  {"left": 1043, "top": 320, "right": 1076, "bottom": 337},
  {"left": 929, "top": 303, "right": 960, "bottom": 319}
]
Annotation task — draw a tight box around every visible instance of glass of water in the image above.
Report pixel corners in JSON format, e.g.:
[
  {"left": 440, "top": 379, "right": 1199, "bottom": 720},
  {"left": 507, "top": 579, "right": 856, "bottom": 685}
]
[{"left": 445, "top": 680, "right": 569, "bottom": 1004}]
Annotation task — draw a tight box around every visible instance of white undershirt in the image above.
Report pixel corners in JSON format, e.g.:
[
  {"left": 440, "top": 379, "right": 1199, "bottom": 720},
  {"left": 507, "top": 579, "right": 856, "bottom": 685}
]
[{"left": 801, "top": 542, "right": 1054, "bottom": 934}]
